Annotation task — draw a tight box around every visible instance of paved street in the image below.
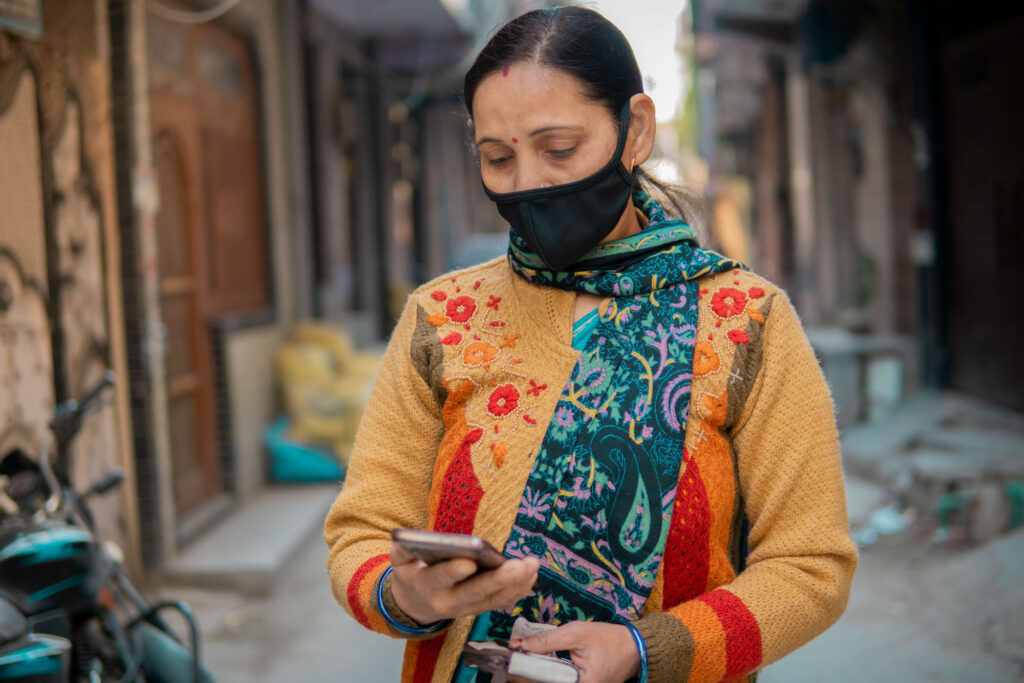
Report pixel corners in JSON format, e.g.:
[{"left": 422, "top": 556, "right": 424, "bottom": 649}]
[
  {"left": 175, "top": 474, "right": 1024, "bottom": 682},
  {"left": 170, "top": 532, "right": 404, "bottom": 683},
  {"left": 762, "top": 525, "right": 1024, "bottom": 682}
]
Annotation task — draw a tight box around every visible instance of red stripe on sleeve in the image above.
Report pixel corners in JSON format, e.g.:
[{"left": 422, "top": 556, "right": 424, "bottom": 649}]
[
  {"left": 698, "top": 589, "right": 763, "bottom": 677},
  {"left": 347, "top": 553, "right": 390, "bottom": 629},
  {"left": 411, "top": 633, "right": 448, "bottom": 683}
]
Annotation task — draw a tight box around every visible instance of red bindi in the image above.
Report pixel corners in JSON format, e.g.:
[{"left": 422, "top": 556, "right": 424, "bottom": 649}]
[{"left": 512, "top": 137, "right": 518, "bottom": 143}]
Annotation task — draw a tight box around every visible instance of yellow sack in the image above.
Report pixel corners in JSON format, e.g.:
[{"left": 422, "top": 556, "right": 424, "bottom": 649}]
[{"left": 275, "top": 322, "right": 380, "bottom": 464}]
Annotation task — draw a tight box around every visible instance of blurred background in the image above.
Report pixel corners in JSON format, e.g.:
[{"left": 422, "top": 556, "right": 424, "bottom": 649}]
[{"left": 0, "top": 0, "right": 1021, "bottom": 680}]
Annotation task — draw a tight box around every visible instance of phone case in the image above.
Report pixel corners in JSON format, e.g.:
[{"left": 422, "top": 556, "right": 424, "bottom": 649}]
[{"left": 391, "top": 528, "right": 507, "bottom": 570}]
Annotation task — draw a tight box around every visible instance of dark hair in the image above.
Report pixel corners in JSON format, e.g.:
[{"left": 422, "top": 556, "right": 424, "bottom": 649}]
[{"left": 463, "top": 6, "right": 707, "bottom": 239}]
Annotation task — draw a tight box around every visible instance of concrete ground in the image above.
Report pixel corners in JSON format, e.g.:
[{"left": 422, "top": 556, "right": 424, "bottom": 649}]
[
  {"left": 762, "top": 510, "right": 1024, "bottom": 682},
  {"left": 167, "top": 534, "right": 404, "bottom": 683}
]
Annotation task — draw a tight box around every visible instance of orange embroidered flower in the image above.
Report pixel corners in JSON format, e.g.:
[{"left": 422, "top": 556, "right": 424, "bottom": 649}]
[
  {"left": 426, "top": 314, "right": 447, "bottom": 327},
  {"left": 728, "top": 329, "right": 750, "bottom": 344},
  {"left": 711, "top": 288, "right": 748, "bottom": 318},
  {"left": 747, "top": 306, "right": 764, "bottom": 324},
  {"left": 463, "top": 341, "right": 499, "bottom": 365},
  {"left": 694, "top": 340, "right": 720, "bottom": 376},
  {"left": 446, "top": 296, "right": 477, "bottom": 323},
  {"left": 487, "top": 384, "right": 520, "bottom": 417}
]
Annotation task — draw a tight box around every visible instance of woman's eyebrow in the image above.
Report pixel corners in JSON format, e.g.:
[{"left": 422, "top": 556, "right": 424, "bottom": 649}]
[
  {"left": 475, "top": 125, "right": 584, "bottom": 146},
  {"left": 529, "top": 125, "right": 584, "bottom": 137}
]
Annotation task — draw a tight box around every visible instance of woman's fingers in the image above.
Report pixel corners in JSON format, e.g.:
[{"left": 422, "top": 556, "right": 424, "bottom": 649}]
[
  {"left": 516, "top": 620, "right": 584, "bottom": 654},
  {"left": 390, "top": 550, "right": 539, "bottom": 622},
  {"left": 452, "top": 557, "right": 539, "bottom": 616},
  {"left": 449, "top": 556, "right": 538, "bottom": 600},
  {"left": 419, "top": 556, "right": 479, "bottom": 591}
]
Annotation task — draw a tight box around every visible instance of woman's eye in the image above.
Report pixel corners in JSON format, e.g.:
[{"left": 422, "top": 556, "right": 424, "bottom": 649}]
[
  {"left": 548, "top": 147, "right": 576, "bottom": 159},
  {"left": 487, "top": 156, "right": 511, "bottom": 167}
]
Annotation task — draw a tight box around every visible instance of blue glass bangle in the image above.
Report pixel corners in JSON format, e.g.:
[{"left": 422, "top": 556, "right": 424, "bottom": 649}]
[
  {"left": 625, "top": 622, "right": 649, "bottom": 683},
  {"left": 375, "top": 566, "right": 450, "bottom": 634}
]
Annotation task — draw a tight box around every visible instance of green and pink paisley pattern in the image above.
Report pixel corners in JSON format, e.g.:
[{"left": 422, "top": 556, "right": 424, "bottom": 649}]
[{"left": 483, "top": 193, "right": 741, "bottom": 643}]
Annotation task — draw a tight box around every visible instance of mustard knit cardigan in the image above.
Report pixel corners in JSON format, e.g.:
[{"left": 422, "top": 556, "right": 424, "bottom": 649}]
[{"left": 324, "top": 256, "right": 858, "bottom": 683}]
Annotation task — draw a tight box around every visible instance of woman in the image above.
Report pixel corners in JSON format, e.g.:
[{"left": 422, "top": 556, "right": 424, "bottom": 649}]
[{"left": 324, "top": 7, "right": 857, "bottom": 683}]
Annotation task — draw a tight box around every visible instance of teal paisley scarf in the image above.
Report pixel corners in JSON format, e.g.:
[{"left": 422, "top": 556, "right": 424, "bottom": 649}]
[{"left": 477, "top": 192, "right": 742, "bottom": 647}]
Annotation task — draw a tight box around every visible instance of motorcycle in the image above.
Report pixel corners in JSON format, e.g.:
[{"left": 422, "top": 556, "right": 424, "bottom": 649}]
[{"left": 0, "top": 371, "right": 214, "bottom": 682}]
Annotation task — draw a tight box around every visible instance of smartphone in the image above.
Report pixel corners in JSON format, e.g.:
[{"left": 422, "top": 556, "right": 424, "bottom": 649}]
[{"left": 391, "top": 528, "right": 507, "bottom": 571}]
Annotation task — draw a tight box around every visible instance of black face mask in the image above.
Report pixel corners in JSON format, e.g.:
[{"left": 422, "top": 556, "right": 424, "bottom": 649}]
[{"left": 483, "top": 102, "right": 636, "bottom": 271}]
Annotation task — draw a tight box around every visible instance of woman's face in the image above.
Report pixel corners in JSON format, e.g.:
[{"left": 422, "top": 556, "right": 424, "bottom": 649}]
[{"left": 472, "top": 62, "right": 639, "bottom": 194}]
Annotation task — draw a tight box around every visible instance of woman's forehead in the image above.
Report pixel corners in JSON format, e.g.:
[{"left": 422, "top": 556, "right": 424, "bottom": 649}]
[{"left": 472, "top": 63, "right": 608, "bottom": 136}]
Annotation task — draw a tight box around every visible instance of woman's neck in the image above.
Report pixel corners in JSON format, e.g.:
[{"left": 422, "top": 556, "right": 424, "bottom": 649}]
[{"left": 601, "top": 202, "right": 645, "bottom": 243}]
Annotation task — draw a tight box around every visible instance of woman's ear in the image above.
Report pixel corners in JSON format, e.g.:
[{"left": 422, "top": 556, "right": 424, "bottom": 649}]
[{"left": 625, "top": 93, "right": 657, "bottom": 168}]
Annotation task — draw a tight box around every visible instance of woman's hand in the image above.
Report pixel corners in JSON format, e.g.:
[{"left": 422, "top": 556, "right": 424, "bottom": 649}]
[
  {"left": 389, "top": 542, "right": 540, "bottom": 625},
  {"left": 516, "top": 621, "right": 640, "bottom": 683}
]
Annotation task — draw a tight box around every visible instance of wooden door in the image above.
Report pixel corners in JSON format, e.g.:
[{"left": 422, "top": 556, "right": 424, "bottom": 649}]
[
  {"left": 193, "top": 28, "right": 269, "bottom": 315},
  {"left": 147, "top": 10, "right": 270, "bottom": 521},
  {"left": 153, "top": 127, "right": 221, "bottom": 519}
]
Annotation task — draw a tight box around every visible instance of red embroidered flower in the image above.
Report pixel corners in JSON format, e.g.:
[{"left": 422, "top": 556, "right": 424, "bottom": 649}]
[
  {"left": 446, "top": 296, "right": 477, "bottom": 323},
  {"left": 711, "top": 288, "right": 748, "bottom": 318},
  {"left": 748, "top": 286, "right": 765, "bottom": 299},
  {"left": 440, "top": 332, "right": 462, "bottom": 345},
  {"left": 728, "top": 329, "right": 750, "bottom": 344},
  {"left": 431, "top": 290, "right": 447, "bottom": 301},
  {"left": 487, "top": 384, "right": 520, "bottom": 417}
]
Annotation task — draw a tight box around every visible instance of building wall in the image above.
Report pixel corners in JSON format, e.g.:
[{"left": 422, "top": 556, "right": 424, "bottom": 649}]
[
  {"left": 224, "top": 324, "right": 285, "bottom": 502},
  {"left": 0, "top": 0, "right": 142, "bottom": 570}
]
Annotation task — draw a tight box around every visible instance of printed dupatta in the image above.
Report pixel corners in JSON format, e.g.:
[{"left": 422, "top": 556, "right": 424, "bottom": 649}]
[{"left": 482, "top": 192, "right": 742, "bottom": 640}]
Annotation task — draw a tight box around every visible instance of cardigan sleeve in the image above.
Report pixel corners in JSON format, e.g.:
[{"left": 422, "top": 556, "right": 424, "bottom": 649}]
[
  {"left": 634, "top": 291, "right": 859, "bottom": 682},
  {"left": 323, "top": 294, "right": 448, "bottom": 639}
]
